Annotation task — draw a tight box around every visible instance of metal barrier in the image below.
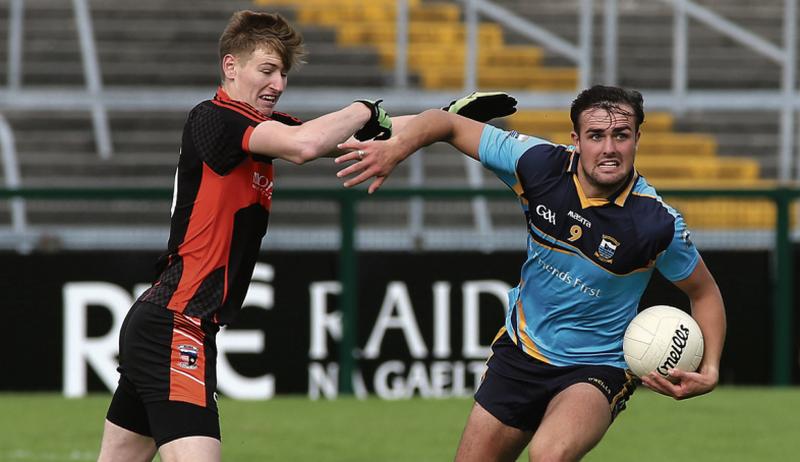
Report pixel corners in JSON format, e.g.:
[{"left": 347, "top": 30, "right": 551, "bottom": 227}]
[
  {"left": 662, "top": 0, "right": 798, "bottom": 180},
  {"left": 72, "top": 0, "right": 113, "bottom": 159},
  {"left": 0, "top": 186, "right": 796, "bottom": 387},
  {"left": 0, "top": 114, "right": 27, "bottom": 253},
  {"left": 460, "top": 0, "right": 593, "bottom": 90},
  {"left": 4, "top": 0, "right": 112, "bottom": 158},
  {"left": 1, "top": 0, "right": 799, "bottom": 175}
]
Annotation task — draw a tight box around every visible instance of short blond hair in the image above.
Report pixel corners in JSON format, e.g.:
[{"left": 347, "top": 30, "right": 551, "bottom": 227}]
[{"left": 218, "top": 11, "right": 306, "bottom": 75}]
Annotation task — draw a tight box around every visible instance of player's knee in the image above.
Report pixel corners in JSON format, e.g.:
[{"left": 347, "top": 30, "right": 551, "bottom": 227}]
[{"left": 528, "top": 440, "right": 585, "bottom": 462}]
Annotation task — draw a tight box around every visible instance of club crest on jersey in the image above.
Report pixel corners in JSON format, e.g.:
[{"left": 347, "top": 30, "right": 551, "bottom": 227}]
[
  {"left": 595, "top": 235, "right": 620, "bottom": 263},
  {"left": 178, "top": 344, "right": 199, "bottom": 370}
]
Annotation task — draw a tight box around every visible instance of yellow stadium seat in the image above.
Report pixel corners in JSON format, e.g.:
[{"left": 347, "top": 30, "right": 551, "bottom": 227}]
[
  {"left": 508, "top": 110, "right": 674, "bottom": 133},
  {"left": 648, "top": 178, "right": 776, "bottom": 189},
  {"left": 418, "top": 67, "right": 577, "bottom": 90},
  {"left": 377, "top": 45, "right": 544, "bottom": 69},
  {"left": 635, "top": 156, "right": 760, "bottom": 180},
  {"left": 257, "top": 0, "right": 421, "bottom": 7},
  {"left": 256, "top": 0, "right": 769, "bottom": 211},
  {"left": 336, "top": 22, "right": 505, "bottom": 47},
  {"left": 520, "top": 132, "right": 717, "bottom": 158},
  {"left": 297, "top": 3, "right": 459, "bottom": 24},
  {"left": 666, "top": 198, "right": 788, "bottom": 229}
]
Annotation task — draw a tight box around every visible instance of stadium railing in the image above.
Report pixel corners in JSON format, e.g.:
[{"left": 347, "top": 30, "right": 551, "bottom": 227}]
[{"left": 0, "top": 185, "right": 797, "bottom": 388}]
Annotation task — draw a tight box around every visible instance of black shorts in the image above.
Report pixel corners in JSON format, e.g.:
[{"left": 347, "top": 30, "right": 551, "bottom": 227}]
[
  {"left": 106, "top": 301, "right": 221, "bottom": 446},
  {"left": 475, "top": 329, "right": 638, "bottom": 432}
]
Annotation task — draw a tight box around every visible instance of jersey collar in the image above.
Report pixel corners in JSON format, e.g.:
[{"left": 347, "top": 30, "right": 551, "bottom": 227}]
[
  {"left": 214, "top": 86, "right": 268, "bottom": 119},
  {"left": 566, "top": 149, "right": 639, "bottom": 208}
]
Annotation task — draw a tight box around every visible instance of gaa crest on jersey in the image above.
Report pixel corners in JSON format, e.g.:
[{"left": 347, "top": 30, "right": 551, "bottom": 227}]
[
  {"left": 178, "top": 344, "right": 199, "bottom": 370},
  {"left": 595, "top": 235, "right": 620, "bottom": 263}
]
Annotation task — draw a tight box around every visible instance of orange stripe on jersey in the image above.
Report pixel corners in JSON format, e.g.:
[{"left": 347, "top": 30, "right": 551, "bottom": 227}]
[
  {"left": 242, "top": 125, "right": 255, "bottom": 153},
  {"left": 167, "top": 163, "right": 234, "bottom": 310},
  {"left": 491, "top": 327, "right": 507, "bottom": 344},
  {"left": 169, "top": 313, "right": 207, "bottom": 406},
  {"left": 213, "top": 87, "right": 269, "bottom": 123},
  {"left": 478, "top": 327, "right": 509, "bottom": 384},
  {"left": 515, "top": 298, "right": 550, "bottom": 363}
]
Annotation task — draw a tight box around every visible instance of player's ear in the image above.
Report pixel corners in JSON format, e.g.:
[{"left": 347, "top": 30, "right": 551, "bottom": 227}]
[
  {"left": 570, "top": 130, "right": 579, "bottom": 149},
  {"left": 222, "top": 54, "right": 237, "bottom": 80}
]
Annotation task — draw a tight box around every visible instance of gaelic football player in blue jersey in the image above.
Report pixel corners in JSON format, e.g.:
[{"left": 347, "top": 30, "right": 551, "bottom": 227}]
[{"left": 336, "top": 85, "right": 726, "bottom": 462}]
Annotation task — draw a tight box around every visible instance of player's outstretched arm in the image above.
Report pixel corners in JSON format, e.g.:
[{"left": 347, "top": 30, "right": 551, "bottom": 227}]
[
  {"left": 248, "top": 100, "right": 389, "bottom": 164},
  {"left": 335, "top": 109, "right": 485, "bottom": 193},
  {"left": 642, "top": 257, "right": 726, "bottom": 400},
  {"left": 443, "top": 91, "right": 517, "bottom": 122},
  {"left": 388, "top": 91, "right": 517, "bottom": 136}
]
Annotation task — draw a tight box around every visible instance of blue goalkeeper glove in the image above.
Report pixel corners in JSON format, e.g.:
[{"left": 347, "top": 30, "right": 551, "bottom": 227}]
[
  {"left": 443, "top": 91, "right": 517, "bottom": 122},
  {"left": 354, "top": 99, "right": 392, "bottom": 141}
]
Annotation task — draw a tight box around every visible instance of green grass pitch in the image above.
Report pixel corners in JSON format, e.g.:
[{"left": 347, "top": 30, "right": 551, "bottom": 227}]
[{"left": 0, "top": 387, "right": 797, "bottom": 461}]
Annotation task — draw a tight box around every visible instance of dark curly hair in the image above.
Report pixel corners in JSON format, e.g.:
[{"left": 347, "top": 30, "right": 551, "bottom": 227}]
[{"left": 570, "top": 85, "right": 645, "bottom": 132}]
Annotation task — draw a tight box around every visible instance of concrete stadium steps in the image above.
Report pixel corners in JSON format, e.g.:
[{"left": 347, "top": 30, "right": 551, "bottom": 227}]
[
  {"left": 419, "top": 67, "right": 577, "bottom": 91},
  {"left": 490, "top": 0, "right": 791, "bottom": 89},
  {"left": 0, "top": 0, "right": 788, "bottom": 233},
  {"left": 260, "top": 0, "right": 577, "bottom": 91},
  {"left": 6, "top": 0, "right": 389, "bottom": 88},
  {"left": 10, "top": 199, "right": 172, "bottom": 226}
]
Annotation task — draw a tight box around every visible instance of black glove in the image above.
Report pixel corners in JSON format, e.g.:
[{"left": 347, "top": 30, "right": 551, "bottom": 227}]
[
  {"left": 354, "top": 99, "right": 392, "bottom": 141},
  {"left": 443, "top": 91, "right": 517, "bottom": 122}
]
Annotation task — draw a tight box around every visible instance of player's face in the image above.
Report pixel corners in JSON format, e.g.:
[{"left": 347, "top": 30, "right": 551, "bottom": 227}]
[
  {"left": 571, "top": 105, "right": 639, "bottom": 198},
  {"left": 223, "top": 47, "right": 287, "bottom": 116}
]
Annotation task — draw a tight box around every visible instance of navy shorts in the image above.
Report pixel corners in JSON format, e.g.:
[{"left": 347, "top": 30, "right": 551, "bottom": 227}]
[
  {"left": 475, "top": 329, "right": 638, "bottom": 432},
  {"left": 106, "top": 301, "right": 221, "bottom": 446}
]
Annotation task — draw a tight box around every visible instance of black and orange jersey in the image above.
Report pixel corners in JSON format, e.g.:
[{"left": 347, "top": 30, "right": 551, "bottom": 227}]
[{"left": 140, "top": 87, "right": 302, "bottom": 325}]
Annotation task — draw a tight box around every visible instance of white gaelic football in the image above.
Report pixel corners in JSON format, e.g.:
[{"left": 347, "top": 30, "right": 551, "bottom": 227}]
[{"left": 623, "top": 305, "right": 704, "bottom": 380}]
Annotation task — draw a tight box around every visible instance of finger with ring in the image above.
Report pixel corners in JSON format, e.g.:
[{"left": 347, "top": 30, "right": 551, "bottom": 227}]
[{"left": 357, "top": 150, "right": 366, "bottom": 160}]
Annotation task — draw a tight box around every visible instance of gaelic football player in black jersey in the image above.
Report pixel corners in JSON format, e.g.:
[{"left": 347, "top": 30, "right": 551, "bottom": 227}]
[
  {"left": 96, "top": 10, "right": 517, "bottom": 462},
  {"left": 95, "top": 11, "right": 395, "bottom": 462}
]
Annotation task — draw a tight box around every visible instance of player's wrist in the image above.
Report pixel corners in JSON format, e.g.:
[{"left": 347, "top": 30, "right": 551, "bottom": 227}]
[
  {"left": 699, "top": 363, "right": 720, "bottom": 380},
  {"left": 351, "top": 101, "right": 372, "bottom": 122},
  {"left": 353, "top": 99, "right": 392, "bottom": 141}
]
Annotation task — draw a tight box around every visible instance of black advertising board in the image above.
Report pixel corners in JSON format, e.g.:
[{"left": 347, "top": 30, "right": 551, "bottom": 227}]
[{"left": 1, "top": 250, "right": 789, "bottom": 395}]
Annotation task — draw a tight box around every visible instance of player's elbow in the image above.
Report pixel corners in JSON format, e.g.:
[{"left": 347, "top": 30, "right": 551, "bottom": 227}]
[
  {"left": 291, "top": 145, "right": 321, "bottom": 165},
  {"left": 289, "top": 133, "right": 329, "bottom": 164}
]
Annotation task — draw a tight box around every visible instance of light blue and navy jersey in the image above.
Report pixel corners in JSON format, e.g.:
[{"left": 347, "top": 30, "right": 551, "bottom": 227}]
[{"left": 479, "top": 125, "right": 699, "bottom": 369}]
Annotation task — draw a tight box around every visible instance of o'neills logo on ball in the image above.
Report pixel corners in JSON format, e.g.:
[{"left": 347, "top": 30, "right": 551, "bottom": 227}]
[{"left": 656, "top": 324, "right": 691, "bottom": 376}]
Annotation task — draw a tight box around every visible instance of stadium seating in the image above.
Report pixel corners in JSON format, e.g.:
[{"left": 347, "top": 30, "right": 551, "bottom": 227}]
[
  {"left": 260, "top": 0, "right": 578, "bottom": 91},
  {"left": 254, "top": 0, "right": 778, "bottom": 232},
  {"left": 0, "top": 0, "right": 790, "bottom": 241}
]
